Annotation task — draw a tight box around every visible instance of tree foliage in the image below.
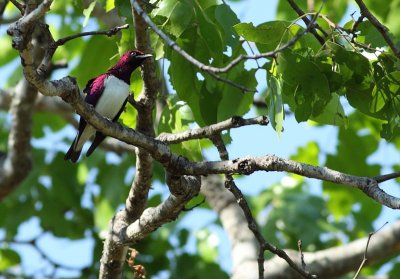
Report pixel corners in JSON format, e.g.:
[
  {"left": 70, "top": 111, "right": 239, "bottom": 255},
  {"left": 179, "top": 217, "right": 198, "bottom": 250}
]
[{"left": 1, "top": 0, "right": 400, "bottom": 278}]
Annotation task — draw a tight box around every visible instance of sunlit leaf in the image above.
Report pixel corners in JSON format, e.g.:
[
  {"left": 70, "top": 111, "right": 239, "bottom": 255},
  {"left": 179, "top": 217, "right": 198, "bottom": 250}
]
[{"left": 82, "top": 1, "right": 97, "bottom": 27}]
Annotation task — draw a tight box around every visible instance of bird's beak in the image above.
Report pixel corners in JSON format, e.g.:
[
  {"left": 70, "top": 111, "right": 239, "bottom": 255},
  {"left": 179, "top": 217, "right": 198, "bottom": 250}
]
[{"left": 137, "top": 54, "right": 153, "bottom": 60}]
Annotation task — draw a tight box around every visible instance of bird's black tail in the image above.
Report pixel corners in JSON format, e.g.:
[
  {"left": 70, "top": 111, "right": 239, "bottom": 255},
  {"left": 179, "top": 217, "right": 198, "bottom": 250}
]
[
  {"left": 86, "top": 132, "right": 106, "bottom": 157},
  {"left": 64, "top": 139, "right": 82, "bottom": 163}
]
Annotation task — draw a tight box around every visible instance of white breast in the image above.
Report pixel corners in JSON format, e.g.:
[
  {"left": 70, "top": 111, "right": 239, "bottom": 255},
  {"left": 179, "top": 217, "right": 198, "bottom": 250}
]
[
  {"left": 73, "top": 75, "right": 130, "bottom": 152},
  {"left": 95, "top": 75, "right": 130, "bottom": 119}
]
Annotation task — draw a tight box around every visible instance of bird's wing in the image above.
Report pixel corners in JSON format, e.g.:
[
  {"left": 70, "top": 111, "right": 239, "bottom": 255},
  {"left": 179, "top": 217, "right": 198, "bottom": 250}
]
[
  {"left": 76, "top": 74, "right": 108, "bottom": 143},
  {"left": 86, "top": 98, "right": 128, "bottom": 157},
  {"left": 84, "top": 74, "right": 107, "bottom": 106}
]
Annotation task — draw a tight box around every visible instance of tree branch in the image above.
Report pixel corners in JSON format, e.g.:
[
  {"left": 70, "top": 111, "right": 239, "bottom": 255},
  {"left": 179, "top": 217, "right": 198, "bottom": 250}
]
[
  {"left": 200, "top": 175, "right": 259, "bottom": 279},
  {"left": 54, "top": 24, "right": 129, "bottom": 46},
  {"left": 121, "top": 174, "right": 201, "bottom": 243},
  {"left": 157, "top": 116, "right": 269, "bottom": 144},
  {"left": 263, "top": 220, "right": 400, "bottom": 278},
  {"left": 0, "top": 78, "right": 36, "bottom": 200}
]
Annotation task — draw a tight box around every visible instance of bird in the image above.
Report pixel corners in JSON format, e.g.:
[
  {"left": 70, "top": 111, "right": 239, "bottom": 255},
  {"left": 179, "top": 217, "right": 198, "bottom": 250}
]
[{"left": 64, "top": 49, "right": 152, "bottom": 163}]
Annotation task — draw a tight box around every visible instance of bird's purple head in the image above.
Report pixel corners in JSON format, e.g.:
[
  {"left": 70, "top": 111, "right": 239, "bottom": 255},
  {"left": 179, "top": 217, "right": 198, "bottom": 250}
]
[{"left": 108, "top": 50, "right": 152, "bottom": 84}]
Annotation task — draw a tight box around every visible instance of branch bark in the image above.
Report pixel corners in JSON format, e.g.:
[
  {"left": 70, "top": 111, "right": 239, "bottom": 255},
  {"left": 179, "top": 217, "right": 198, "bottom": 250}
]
[
  {"left": 0, "top": 78, "right": 36, "bottom": 200},
  {"left": 263, "top": 220, "right": 400, "bottom": 278},
  {"left": 201, "top": 175, "right": 260, "bottom": 279}
]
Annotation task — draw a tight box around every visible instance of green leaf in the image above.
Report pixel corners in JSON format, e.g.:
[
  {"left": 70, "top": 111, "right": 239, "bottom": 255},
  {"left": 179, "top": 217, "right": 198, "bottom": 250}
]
[
  {"left": 118, "top": 28, "right": 135, "bottom": 55},
  {"left": 152, "top": 0, "right": 194, "bottom": 37},
  {"left": 276, "top": 50, "right": 331, "bottom": 122},
  {"left": 119, "top": 103, "right": 137, "bottom": 128},
  {"left": 290, "top": 141, "right": 319, "bottom": 166},
  {"left": 323, "top": 114, "right": 381, "bottom": 223},
  {"left": 195, "top": 2, "right": 224, "bottom": 65},
  {"left": 150, "top": 31, "right": 165, "bottom": 60},
  {"left": 258, "top": 181, "right": 330, "bottom": 248},
  {"left": 214, "top": 4, "right": 240, "bottom": 48},
  {"left": 71, "top": 36, "right": 118, "bottom": 88},
  {"left": 268, "top": 75, "right": 284, "bottom": 135},
  {"left": 168, "top": 27, "right": 205, "bottom": 126},
  {"left": 326, "top": 42, "right": 371, "bottom": 77},
  {"left": 130, "top": 68, "right": 144, "bottom": 98},
  {"left": 0, "top": 37, "right": 18, "bottom": 65},
  {"left": 114, "top": 0, "right": 132, "bottom": 18},
  {"left": 158, "top": 98, "right": 202, "bottom": 161},
  {"left": 357, "top": 21, "right": 387, "bottom": 48},
  {"left": 310, "top": 94, "right": 347, "bottom": 126},
  {"left": 0, "top": 249, "right": 21, "bottom": 270},
  {"left": 83, "top": 1, "right": 97, "bottom": 27},
  {"left": 233, "top": 21, "right": 303, "bottom": 52},
  {"left": 77, "top": 163, "right": 89, "bottom": 185},
  {"left": 235, "top": 21, "right": 320, "bottom": 52},
  {"left": 105, "top": 0, "right": 115, "bottom": 12},
  {"left": 174, "top": 253, "right": 229, "bottom": 279},
  {"left": 33, "top": 112, "right": 67, "bottom": 138},
  {"left": 95, "top": 198, "right": 114, "bottom": 233},
  {"left": 95, "top": 156, "right": 131, "bottom": 207},
  {"left": 196, "top": 229, "right": 218, "bottom": 262}
]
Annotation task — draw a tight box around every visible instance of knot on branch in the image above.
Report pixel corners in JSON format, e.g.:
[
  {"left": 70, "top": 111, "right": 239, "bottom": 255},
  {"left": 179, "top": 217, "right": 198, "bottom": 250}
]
[
  {"left": 58, "top": 76, "right": 79, "bottom": 103},
  {"left": 260, "top": 115, "right": 269, "bottom": 125},
  {"left": 7, "top": 21, "right": 32, "bottom": 51},
  {"left": 231, "top": 116, "right": 245, "bottom": 127},
  {"left": 237, "top": 158, "right": 255, "bottom": 175},
  {"left": 166, "top": 173, "right": 201, "bottom": 198}
]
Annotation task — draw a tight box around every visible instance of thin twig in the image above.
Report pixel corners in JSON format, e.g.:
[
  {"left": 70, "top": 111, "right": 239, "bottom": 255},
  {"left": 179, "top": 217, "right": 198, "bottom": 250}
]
[
  {"left": 245, "top": 40, "right": 261, "bottom": 69},
  {"left": 298, "top": 240, "right": 307, "bottom": 270},
  {"left": 374, "top": 172, "right": 400, "bottom": 183},
  {"left": 354, "top": 0, "right": 400, "bottom": 58},
  {"left": 37, "top": 24, "right": 129, "bottom": 77},
  {"left": 353, "top": 222, "right": 389, "bottom": 279},
  {"left": 350, "top": 13, "right": 365, "bottom": 35},
  {"left": 157, "top": 115, "right": 269, "bottom": 144},
  {"left": 286, "top": 0, "right": 327, "bottom": 42},
  {"left": 53, "top": 24, "right": 129, "bottom": 47}
]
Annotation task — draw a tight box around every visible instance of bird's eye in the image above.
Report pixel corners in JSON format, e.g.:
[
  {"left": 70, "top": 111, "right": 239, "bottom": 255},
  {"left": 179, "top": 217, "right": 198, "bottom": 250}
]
[{"left": 130, "top": 51, "right": 137, "bottom": 57}]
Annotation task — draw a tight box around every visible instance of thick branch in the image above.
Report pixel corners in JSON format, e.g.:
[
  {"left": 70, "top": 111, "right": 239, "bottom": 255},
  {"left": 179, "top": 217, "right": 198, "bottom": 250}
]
[
  {"left": 0, "top": 79, "right": 36, "bottom": 200},
  {"left": 121, "top": 175, "right": 201, "bottom": 243},
  {"left": 263, "top": 220, "right": 400, "bottom": 278},
  {"left": 201, "top": 175, "right": 259, "bottom": 279}
]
